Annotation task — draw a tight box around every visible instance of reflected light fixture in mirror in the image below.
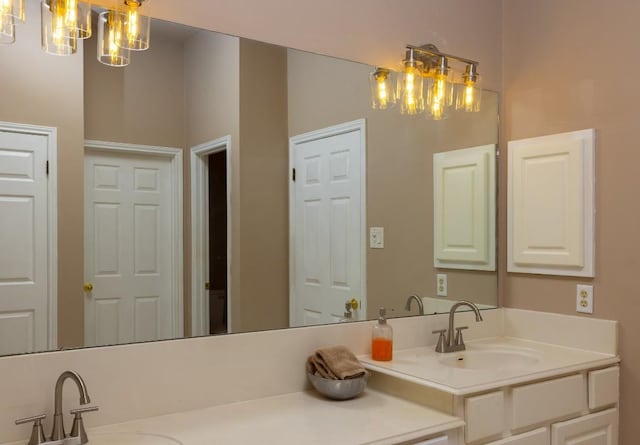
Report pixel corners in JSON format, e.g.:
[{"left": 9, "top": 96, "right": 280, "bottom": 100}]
[
  {"left": 369, "top": 67, "right": 396, "bottom": 110},
  {"left": 398, "top": 47, "right": 424, "bottom": 115},
  {"left": 97, "top": 9, "right": 130, "bottom": 66},
  {"left": 116, "top": 0, "right": 150, "bottom": 51}
]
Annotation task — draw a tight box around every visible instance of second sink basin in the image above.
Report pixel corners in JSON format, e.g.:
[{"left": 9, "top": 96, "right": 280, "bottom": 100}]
[
  {"left": 89, "top": 432, "right": 183, "bottom": 445},
  {"left": 439, "top": 348, "right": 540, "bottom": 370}
]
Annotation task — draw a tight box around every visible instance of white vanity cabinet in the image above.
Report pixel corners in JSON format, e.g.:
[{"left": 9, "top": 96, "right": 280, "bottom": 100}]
[{"left": 463, "top": 366, "right": 619, "bottom": 445}]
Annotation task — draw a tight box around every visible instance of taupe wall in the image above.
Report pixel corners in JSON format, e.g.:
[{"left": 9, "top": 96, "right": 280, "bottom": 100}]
[
  {"left": 501, "top": 1, "right": 637, "bottom": 442},
  {"left": 184, "top": 31, "right": 240, "bottom": 335},
  {"left": 0, "top": 0, "right": 85, "bottom": 348},
  {"left": 287, "top": 49, "right": 498, "bottom": 318},
  {"left": 236, "top": 39, "right": 289, "bottom": 332}
]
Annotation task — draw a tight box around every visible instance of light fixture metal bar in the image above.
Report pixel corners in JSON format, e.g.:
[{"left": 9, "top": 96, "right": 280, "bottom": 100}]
[{"left": 407, "top": 44, "right": 479, "bottom": 67}]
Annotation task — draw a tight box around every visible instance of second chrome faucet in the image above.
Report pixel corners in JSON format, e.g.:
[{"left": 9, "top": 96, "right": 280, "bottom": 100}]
[{"left": 432, "top": 300, "right": 483, "bottom": 353}]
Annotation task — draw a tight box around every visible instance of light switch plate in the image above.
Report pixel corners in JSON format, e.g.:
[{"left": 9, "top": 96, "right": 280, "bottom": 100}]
[
  {"left": 370, "top": 227, "right": 384, "bottom": 249},
  {"left": 437, "top": 273, "right": 448, "bottom": 297},
  {"left": 576, "top": 284, "right": 594, "bottom": 314}
]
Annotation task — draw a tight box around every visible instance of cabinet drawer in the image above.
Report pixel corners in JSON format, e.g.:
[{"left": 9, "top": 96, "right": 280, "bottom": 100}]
[
  {"left": 486, "top": 428, "right": 549, "bottom": 445},
  {"left": 511, "top": 374, "right": 586, "bottom": 430},
  {"left": 588, "top": 366, "right": 619, "bottom": 409},
  {"left": 551, "top": 408, "right": 617, "bottom": 445},
  {"left": 465, "top": 391, "right": 504, "bottom": 443}
]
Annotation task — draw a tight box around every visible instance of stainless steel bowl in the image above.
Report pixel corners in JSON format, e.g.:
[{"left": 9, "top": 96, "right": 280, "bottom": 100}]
[{"left": 307, "top": 372, "right": 368, "bottom": 400}]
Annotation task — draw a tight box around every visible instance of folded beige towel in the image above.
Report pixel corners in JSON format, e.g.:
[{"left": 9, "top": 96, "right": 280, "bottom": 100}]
[{"left": 306, "top": 345, "right": 367, "bottom": 380}]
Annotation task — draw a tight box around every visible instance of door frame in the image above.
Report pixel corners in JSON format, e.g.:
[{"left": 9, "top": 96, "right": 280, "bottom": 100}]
[
  {"left": 0, "top": 121, "right": 58, "bottom": 350},
  {"left": 84, "top": 139, "right": 184, "bottom": 337},
  {"left": 288, "top": 119, "right": 367, "bottom": 326},
  {"left": 190, "top": 136, "right": 232, "bottom": 336}
]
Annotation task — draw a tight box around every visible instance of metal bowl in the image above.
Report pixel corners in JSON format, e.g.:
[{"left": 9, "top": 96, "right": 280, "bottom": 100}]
[{"left": 307, "top": 372, "right": 368, "bottom": 400}]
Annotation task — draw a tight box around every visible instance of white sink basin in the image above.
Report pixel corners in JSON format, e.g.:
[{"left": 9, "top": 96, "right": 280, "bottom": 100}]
[
  {"left": 88, "top": 432, "right": 183, "bottom": 445},
  {"left": 439, "top": 349, "right": 540, "bottom": 370}
]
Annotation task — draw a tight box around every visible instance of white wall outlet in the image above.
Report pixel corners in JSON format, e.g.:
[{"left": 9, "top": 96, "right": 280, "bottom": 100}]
[
  {"left": 576, "top": 284, "right": 594, "bottom": 314},
  {"left": 369, "top": 227, "right": 384, "bottom": 249},
  {"left": 437, "top": 273, "right": 448, "bottom": 297}
]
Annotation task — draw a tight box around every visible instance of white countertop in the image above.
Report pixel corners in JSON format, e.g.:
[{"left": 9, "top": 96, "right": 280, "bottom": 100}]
[
  {"left": 4, "top": 390, "right": 463, "bottom": 445},
  {"left": 360, "top": 337, "right": 620, "bottom": 395}
]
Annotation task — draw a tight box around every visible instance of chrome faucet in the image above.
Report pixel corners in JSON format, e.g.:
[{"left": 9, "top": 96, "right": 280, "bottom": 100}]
[
  {"left": 50, "top": 371, "right": 91, "bottom": 441},
  {"left": 404, "top": 294, "right": 424, "bottom": 315},
  {"left": 432, "top": 300, "right": 483, "bottom": 353}
]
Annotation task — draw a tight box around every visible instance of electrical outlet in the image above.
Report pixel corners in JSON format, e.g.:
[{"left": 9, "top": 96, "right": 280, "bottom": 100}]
[
  {"left": 437, "top": 273, "right": 448, "bottom": 297},
  {"left": 369, "top": 227, "right": 384, "bottom": 249},
  {"left": 576, "top": 284, "right": 594, "bottom": 314}
]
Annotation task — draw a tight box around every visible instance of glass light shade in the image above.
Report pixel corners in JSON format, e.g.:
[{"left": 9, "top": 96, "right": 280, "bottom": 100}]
[
  {"left": 455, "top": 66, "right": 482, "bottom": 112},
  {"left": 0, "top": 14, "right": 14, "bottom": 44},
  {"left": 0, "top": 0, "right": 25, "bottom": 24},
  {"left": 41, "top": 0, "right": 77, "bottom": 56},
  {"left": 369, "top": 68, "right": 396, "bottom": 110},
  {"left": 116, "top": 1, "right": 150, "bottom": 51},
  {"left": 74, "top": 1, "right": 91, "bottom": 39},
  {"left": 426, "top": 64, "right": 454, "bottom": 120},
  {"left": 97, "top": 10, "right": 130, "bottom": 66},
  {"left": 398, "top": 59, "right": 424, "bottom": 115}
]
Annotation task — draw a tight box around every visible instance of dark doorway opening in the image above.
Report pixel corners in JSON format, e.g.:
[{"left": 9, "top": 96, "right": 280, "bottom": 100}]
[{"left": 208, "top": 150, "right": 228, "bottom": 334}]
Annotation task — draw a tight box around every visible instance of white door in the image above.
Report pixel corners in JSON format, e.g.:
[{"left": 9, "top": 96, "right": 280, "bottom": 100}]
[
  {"left": 0, "top": 129, "right": 50, "bottom": 355},
  {"left": 84, "top": 150, "right": 175, "bottom": 346},
  {"left": 290, "top": 120, "right": 365, "bottom": 327}
]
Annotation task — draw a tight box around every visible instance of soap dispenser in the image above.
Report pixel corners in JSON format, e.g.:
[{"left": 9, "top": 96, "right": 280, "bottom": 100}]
[{"left": 371, "top": 307, "right": 393, "bottom": 361}]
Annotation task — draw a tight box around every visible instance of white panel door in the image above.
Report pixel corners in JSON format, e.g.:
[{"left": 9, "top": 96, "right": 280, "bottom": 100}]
[
  {"left": 433, "top": 144, "right": 496, "bottom": 271},
  {"left": 0, "top": 130, "right": 50, "bottom": 355},
  {"left": 290, "top": 121, "right": 365, "bottom": 327},
  {"left": 85, "top": 151, "right": 174, "bottom": 346}
]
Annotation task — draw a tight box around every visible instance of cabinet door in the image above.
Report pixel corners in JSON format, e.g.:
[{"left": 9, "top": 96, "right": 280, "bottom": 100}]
[
  {"left": 487, "top": 427, "right": 548, "bottom": 445},
  {"left": 551, "top": 408, "right": 617, "bottom": 445}
]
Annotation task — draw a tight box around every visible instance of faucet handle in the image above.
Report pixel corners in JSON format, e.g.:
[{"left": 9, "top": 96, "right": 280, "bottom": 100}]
[
  {"left": 432, "top": 329, "right": 447, "bottom": 353},
  {"left": 15, "top": 414, "right": 47, "bottom": 445},
  {"left": 454, "top": 326, "right": 469, "bottom": 346},
  {"left": 70, "top": 406, "right": 99, "bottom": 445}
]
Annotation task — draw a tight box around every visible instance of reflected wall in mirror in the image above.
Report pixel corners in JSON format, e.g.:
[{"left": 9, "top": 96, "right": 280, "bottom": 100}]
[{"left": 0, "top": 3, "right": 498, "bottom": 357}]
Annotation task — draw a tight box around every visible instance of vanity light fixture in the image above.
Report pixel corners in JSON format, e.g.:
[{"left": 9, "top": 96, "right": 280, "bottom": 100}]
[
  {"left": 116, "top": 0, "right": 150, "bottom": 51},
  {"left": 397, "top": 47, "right": 425, "bottom": 115},
  {"left": 0, "top": 0, "right": 24, "bottom": 44},
  {"left": 369, "top": 67, "right": 396, "bottom": 110},
  {"left": 41, "top": 0, "right": 78, "bottom": 55},
  {"left": 371, "top": 44, "right": 481, "bottom": 119},
  {"left": 97, "top": 10, "right": 130, "bottom": 66}
]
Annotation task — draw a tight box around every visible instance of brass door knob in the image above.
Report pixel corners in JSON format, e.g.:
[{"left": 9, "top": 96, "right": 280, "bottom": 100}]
[
  {"left": 346, "top": 298, "right": 359, "bottom": 310},
  {"left": 83, "top": 282, "right": 93, "bottom": 292}
]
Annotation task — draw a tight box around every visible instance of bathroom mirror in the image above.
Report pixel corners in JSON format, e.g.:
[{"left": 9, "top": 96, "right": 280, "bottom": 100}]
[{"left": 0, "top": 9, "right": 498, "bottom": 357}]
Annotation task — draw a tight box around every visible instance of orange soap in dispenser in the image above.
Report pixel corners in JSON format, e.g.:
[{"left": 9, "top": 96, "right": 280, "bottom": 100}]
[{"left": 371, "top": 307, "right": 393, "bottom": 361}]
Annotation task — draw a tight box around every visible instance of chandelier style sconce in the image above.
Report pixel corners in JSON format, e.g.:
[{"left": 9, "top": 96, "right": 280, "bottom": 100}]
[
  {"left": 0, "top": 0, "right": 25, "bottom": 44},
  {"left": 369, "top": 44, "right": 482, "bottom": 120},
  {"left": 1, "top": 0, "right": 150, "bottom": 68}
]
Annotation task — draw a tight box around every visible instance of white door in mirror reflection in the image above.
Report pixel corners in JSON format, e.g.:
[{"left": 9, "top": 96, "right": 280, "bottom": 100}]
[
  {"left": 0, "top": 129, "right": 51, "bottom": 355},
  {"left": 290, "top": 120, "right": 366, "bottom": 327},
  {"left": 84, "top": 151, "right": 175, "bottom": 346}
]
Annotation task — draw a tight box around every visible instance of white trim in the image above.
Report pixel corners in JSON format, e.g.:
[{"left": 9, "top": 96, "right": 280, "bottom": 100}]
[
  {"left": 288, "top": 119, "right": 367, "bottom": 326},
  {"left": 190, "top": 136, "right": 232, "bottom": 336},
  {"left": 84, "top": 140, "right": 184, "bottom": 337},
  {"left": 0, "top": 121, "right": 58, "bottom": 351}
]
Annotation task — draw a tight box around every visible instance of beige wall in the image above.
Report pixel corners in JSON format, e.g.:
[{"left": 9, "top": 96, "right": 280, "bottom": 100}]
[
  {"left": 0, "top": 0, "right": 85, "bottom": 348},
  {"left": 235, "top": 39, "right": 289, "bottom": 332},
  {"left": 502, "top": 1, "right": 638, "bottom": 442},
  {"left": 287, "top": 50, "right": 498, "bottom": 318},
  {"left": 184, "top": 31, "right": 240, "bottom": 335}
]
